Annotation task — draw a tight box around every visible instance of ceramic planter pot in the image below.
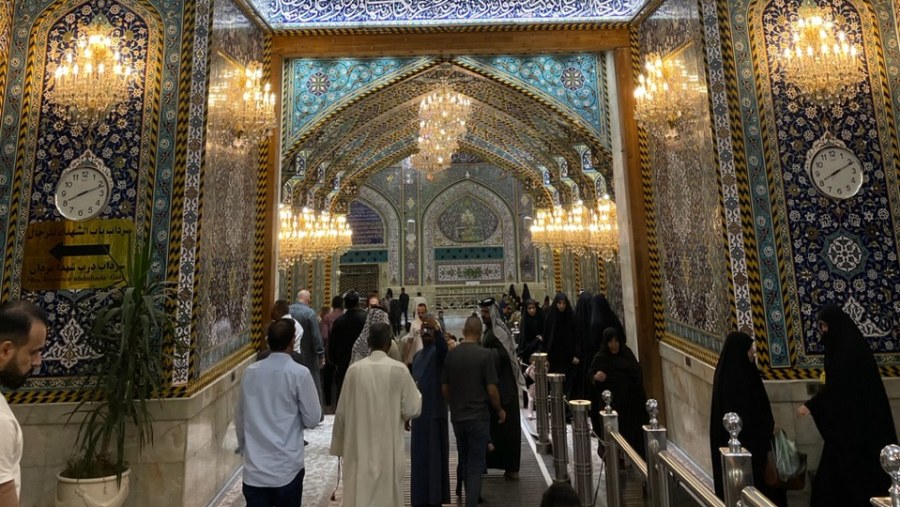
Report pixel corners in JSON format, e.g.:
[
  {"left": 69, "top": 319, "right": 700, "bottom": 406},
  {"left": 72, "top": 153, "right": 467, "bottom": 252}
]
[{"left": 55, "top": 469, "right": 130, "bottom": 507}]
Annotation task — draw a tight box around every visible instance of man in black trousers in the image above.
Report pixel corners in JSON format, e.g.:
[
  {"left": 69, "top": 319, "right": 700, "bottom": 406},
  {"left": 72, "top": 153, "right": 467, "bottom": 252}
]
[
  {"left": 399, "top": 287, "right": 410, "bottom": 326},
  {"left": 327, "top": 291, "right": 367, "bottom": 406}
]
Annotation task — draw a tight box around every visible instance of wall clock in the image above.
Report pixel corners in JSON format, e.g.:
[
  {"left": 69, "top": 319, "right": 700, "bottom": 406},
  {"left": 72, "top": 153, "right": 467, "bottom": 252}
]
[
  {"left": 805, "top": 132, "right": 863, "bottom": 200},
  {"left": 54, "top": 150, "right": 113, "bottom": 221}
]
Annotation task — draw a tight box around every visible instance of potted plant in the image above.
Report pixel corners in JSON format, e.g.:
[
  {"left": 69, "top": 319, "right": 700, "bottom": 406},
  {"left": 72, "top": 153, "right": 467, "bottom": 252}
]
[{"left": 56, "top": 243, "right": 175, "bottom": 507}]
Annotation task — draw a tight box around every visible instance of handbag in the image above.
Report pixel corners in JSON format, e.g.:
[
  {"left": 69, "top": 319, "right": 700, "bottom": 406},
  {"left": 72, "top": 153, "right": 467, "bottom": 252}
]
[{"left": 764, "top": 429, "right": 807, "bottom": 490}]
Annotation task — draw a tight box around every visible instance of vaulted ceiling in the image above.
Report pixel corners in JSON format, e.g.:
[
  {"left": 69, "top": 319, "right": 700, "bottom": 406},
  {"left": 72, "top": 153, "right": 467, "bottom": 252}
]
[{"left": 281, "top": 61, "right": 613, "bottom": 212}]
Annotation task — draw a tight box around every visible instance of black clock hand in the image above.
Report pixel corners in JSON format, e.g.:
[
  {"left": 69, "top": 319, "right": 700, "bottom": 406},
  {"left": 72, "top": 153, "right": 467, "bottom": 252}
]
[
  {"left": 70, "top": 185, "right": 104, "bottom": 200},
  {"left": 823, "top": 161, "right": 854, "bottom": 181}
]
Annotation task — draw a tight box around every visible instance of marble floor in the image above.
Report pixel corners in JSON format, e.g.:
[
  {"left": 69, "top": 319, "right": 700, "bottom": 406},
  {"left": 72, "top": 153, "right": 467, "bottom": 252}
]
[{"left": 208, "top": 412, "right": 557, "bottom": 507}]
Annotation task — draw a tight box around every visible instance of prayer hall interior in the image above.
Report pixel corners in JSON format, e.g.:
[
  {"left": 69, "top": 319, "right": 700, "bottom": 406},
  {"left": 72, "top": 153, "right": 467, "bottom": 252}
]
[{"left": 4, "top": 0, "right": 900, "bottom": 505}]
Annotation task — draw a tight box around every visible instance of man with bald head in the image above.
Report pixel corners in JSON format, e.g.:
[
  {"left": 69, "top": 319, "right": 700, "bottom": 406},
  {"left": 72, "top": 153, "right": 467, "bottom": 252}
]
[{"left": 290, "top": 289, "right": 326, "bottom": 419}]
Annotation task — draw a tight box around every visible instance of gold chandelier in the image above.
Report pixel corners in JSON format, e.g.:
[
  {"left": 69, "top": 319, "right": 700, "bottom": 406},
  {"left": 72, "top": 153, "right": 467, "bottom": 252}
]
[
  {"left": 530, "top": 205, "right": 568, "bottom": 252},
  {"left": 207, "top": 61, "right": 276, "bottom": 147},
  {"left": 633, "top": 53, "right": 704, "bottom": 138},
  {"left": 235, "top": 62, "right": 277, "bottom": 145},
  {"left": 530, "top": 197, "right": 618, "bottom": 260},
  {"left": 773, "top": 0, "right": 864, "bottom": 106},
  {"left": 411, "top": 82, "right": 472, "bottom": 178},
  {"left": 589, "top": 196, "right": 618, "bottom": 261},
  {"left": 48, "top": 15, "right": 136, "bottom": 128},
  {"left": 278, "top": 205, "right": 353, "bottom": 269}
]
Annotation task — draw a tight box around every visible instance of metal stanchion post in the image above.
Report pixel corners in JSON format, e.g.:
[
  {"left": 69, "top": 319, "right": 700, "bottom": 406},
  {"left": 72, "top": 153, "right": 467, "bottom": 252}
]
[
  {"left": 571, "top": 400, "right": 593, "bottom": 506},
  {"left": 643, "top": 399, "right": 669, "bottom": 507},
  {"left": 720, "top": 413, "right": 754, "bottom": 507},
  {"left": 600, "top": 390, "right": 623, "bottom": 507},
  {"left": 548, "top": 373, "right": 569, "bottom": 482},
  {"left": 533, "top": 353, "right": 552, "bottom": 454},
  {"left": 873, "top": 445, "right": 900, "bottom": 507}
]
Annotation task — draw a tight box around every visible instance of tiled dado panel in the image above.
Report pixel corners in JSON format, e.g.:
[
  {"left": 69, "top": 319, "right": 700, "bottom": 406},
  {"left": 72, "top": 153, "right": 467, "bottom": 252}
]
[
  {"left": 14, "top": 357, "right": 250, "bottom": 507},
  {"left": 637, "top": 0, "right": 733, "bottom": 353},
  {"left": 195, "top": 0, "right": 266, "bottom": 376}
]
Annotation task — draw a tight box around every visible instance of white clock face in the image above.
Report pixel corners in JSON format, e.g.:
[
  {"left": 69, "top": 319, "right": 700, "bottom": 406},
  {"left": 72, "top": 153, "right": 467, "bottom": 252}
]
[
  {"left": 55, "top": 166, "right": 112, "bottom": 221},
  {"left": 809, "top": 146, "right": 863, "bottom": 200}
]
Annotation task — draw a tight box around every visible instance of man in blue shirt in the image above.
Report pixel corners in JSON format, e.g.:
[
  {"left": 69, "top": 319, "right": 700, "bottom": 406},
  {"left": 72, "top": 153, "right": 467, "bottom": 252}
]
[{"left": 236, "top": 318, "right": 321, "bottom": 507}]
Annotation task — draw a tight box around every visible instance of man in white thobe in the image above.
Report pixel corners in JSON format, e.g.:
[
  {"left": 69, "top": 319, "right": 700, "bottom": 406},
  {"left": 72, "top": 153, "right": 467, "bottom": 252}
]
[{"left": 330, "top": 321, "right": 422, "bottom": 507}]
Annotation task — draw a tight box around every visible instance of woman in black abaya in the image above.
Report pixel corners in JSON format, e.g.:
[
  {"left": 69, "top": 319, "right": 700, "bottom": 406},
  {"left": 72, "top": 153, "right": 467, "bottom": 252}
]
[
  {"left": 798, "top": 305, "right": 895, "bottom": 507},
  {"left": 570, "top": 291, "right": 594, "bottom": 399},
  {"left": 543, "top": 293, "right": 578, "bottom": 377},
  {"left": 586, "top": 295, "right": 626, "bottom": 432},
  {"left": 590, "top": 327, "right": 646, "bottom": 457},
  {"left": 709, "top": 332, "right": 786, "bottom": 506},
  {"left": 517, "top": 299, "right": 545, "bottom": 363}
]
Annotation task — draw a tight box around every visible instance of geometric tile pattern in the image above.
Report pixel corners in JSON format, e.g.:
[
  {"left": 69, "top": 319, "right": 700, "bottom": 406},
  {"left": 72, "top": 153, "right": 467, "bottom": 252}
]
[
  {"left": 176, "top": 0, "right": 214, "bottom": 384},
  {"left": 636, "top": 0, "right": 900, "bottom": 376},
  {"left": 195, "top": 0, "right": 266, "bottom": 376},
  {"left": 461, "top": 54, "right": 608, "bottom": 144},
  {"left": 0, "top": 0, "right": 179, "bottom": 392},
  {"left": 422, "top": 179, "right": 516, "bottom": 284},
  {"left": 284, "top": 57, "right": 428, "bottom": 141},
  {"left": 338, "top": 163, "right": 535, "bottom": 286},
  {"left": 356, "top": 186, "right": 401, "bottom": 284},
  {"left": 638, "top": 0, "right": 732, "bottom": 350},
  {"left": 732, "top": 0, "right": 900, "bottom": 369}
]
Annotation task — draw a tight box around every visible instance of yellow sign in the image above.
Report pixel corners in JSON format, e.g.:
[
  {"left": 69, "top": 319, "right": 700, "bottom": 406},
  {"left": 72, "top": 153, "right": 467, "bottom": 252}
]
[{"left": 22, "top": 219, "right": 135, "bottom": 290}]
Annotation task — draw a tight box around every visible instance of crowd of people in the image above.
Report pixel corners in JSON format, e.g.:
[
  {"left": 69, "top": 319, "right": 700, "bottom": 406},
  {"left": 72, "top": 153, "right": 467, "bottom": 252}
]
[{"left": 0, "top": 285, "right": 896, "bottom": 507}]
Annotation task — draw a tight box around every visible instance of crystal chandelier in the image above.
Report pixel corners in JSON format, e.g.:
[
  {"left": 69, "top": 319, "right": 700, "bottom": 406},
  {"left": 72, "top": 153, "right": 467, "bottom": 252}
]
[
  {"left": 278, "top": 205, "right": 353, "bottom": 269},
  {"left": 411, "top": 82, "right": 471, "bottom": 178},
  {"left": 633, "top": 54, "right": 704, "bottom": 138},
  {"left": 589, "top": 196, "right": 618, "bottom": 261},
  {"left": 530, "top": 197, "right": 618, "bottom": 260},
  {"left": 530, "top": 205, "right": 568, "bottom": 252},
  {"left": 234, "top": 62, "right": 277, "bottom": 146},
  {"left": 773, "top": 0, "right": 865, "bottom": 106},
  {"left": 47, "top": 15, "right": 136, "bottom": 128},
  {"left": 565, "top": 200, "right": 592, "bottom": 255}
]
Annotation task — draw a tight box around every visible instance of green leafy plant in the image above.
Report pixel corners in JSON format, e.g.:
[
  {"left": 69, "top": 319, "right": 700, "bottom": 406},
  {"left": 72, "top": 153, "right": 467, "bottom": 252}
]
[{"left": 62, "top": 243, "right": 175, "bottom": 481}]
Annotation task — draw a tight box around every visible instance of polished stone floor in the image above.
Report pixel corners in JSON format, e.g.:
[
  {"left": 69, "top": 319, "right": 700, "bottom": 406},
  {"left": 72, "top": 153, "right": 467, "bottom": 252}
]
[{"left": 208, "top": 412, "right": 558, "bottom": 507}]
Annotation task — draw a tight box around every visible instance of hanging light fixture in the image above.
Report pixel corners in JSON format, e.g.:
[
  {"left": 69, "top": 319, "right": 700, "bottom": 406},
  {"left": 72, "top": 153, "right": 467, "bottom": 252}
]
[
  {"left": 47, "top": 14, "right": 136, "bottom": 128},
  {"left": 530, "top": 205, "right": 568, "bottom": 252},
  {"left": 773, "top": 0, "right": 864, "bottom": 106},
  {"left": 411, "top": 80, "right": 471, "bottom": 178},
  {"left": 278, "top": 205, "right": 353, "bottom": 269},
  {"left": 530, "top": 197, "right": 618, "bottom": 260},
  {"left": 589, "top": 195, "right": 618, "bottom": 261},
  {"left": 234, "top": 61, "right": 277, "bottom": 146},
  {"left": 633, "top": 53, "right": 704, "bottom": 138}
]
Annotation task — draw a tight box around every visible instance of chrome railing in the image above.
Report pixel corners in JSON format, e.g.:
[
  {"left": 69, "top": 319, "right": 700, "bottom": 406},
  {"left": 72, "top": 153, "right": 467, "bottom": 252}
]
[
  {"left": 596, "top": 391, "right": 777, "bottom": 507},
  {"left": 528, "top": 368, "right": 790, "bottom": 507},
  {"left": 871, "top": 444, "right": 900, "bottom": 507},
  {"left": 741, "top": 487, "right": 781, "bottom": 507}
]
